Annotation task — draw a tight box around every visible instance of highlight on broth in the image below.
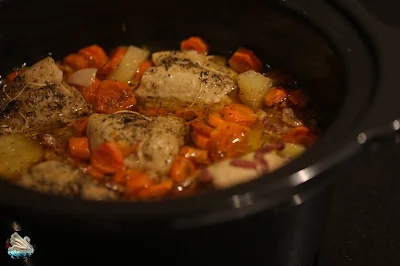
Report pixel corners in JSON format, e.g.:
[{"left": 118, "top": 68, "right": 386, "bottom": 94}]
[{"left": 0, "top": 36, "right": 319, "bottom": 201}]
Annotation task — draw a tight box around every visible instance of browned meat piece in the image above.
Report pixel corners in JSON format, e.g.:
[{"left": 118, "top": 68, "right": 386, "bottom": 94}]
[
  {"left": 134, "top": 50, "right": 237, "bottom": 110},
  {"left": 0, "top": 57, "right": 89, "bottom": 134},
  {"left": 18, "top": 161, "right": 118, "bottom": 200},
  {"left": 86, "top": 113, "right": 188, "bottom": 177}
]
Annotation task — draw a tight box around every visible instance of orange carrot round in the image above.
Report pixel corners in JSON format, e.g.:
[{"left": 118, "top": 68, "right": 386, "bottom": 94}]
[
  {"left": 219, "top": 103, "right": 256, "bottom": 127},
  {"left": 64, "top": 54, "right": 90, "bottom": 70},
  {"left": 91, "top": 141, "right": 124, "bottom": 174},
  {"left": 137, "top": 180, "right": 174, "bottom": 199},
  {"left": 78, "top": 44, "right": 109, "bottom": 69},
  {"left": 133, "top": 59, "right": 154, "bottom": 82},
  {"left": 68, "top": 137, "right": 91, "bottom": 160},
  {"left": 180, "top": 36, "right": 208, "bottom": 54},
  {"left": 190, "top": 119, "right": 214, "bottom": 137},
  {"left": 180, "top": 145, "right": 209, "bottom": 163},
  {"left": 94, "top": 80, "right": 137, "bottom": 114},
  {"left": 119, "top": 169, "right": 153, "bottom": 194},
  {"left": 77, "top": 78, "right": 101, "bottom": 104},
  {"left": 98, "top": 46, "right": 127, "bottom": 76},
  {"left": 86, "top": 165, "right": 106, "bottom": 180},
  {"left": 228, "top": 48, "right": 262, "bottom": 73},
  {"left": 192, "top": 131, "right": 211, "bottom": 150},
  {"left": 170, "top": 156, "right": 196, "bottom": 183},
  {"left": 264, "top": 87, "right": 288, "bottom": 106},
  {"left": 209, "top": 122, "right": 250, "bottom": 161},
  {"left": 207, "top": 112, "right": 226, "bottom": 128}
]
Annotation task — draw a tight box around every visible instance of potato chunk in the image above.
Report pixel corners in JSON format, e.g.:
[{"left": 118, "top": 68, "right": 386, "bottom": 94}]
[
  {"left": 0, "top": 134, "right": 43, "bottom": 178},
  {"left": 237, "top": 70, "right": 273, "bottom": 109}
]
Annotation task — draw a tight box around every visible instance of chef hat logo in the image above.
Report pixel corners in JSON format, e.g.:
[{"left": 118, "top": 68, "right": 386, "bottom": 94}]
[{"left": 6, "top": 232, "right": 35, "bottom": 260}]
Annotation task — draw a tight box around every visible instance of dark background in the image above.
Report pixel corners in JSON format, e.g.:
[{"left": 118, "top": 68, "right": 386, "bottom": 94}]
[
  {"left": 0, "top": 1, "right": 399, "bottom": 266},
  {"left": 317, "top": 1, "right": 400, "bottom": 265},
  {"left": 318, "top": 143, "right": 400, "bottom": 266}
]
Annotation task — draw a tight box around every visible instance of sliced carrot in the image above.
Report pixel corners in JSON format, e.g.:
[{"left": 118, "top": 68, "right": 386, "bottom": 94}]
[
  {"left": 209, "top": 122, "right": 250, "bottom": 161},
  {"left": 77, "top": 78, "right": 100, "bottom": 104},
  {"left": 98, "top": 46, "right": 127, "bottom": 76},
  {"left": 192, "top": 131, "right": 211, "bottom": 150},
  {"left": 281, "top": 126, "right": 316, "bottom": 146},
  {"left": 180, "top": 145, "right": 209, "bottom": 163},
  {"left": 94, "top": 80, "right": 136, "bottom": 114},
  {"left": 264, "top": 87, "right": 288, "bottom": 107},
  {"left": 219, "top": 103, "right": 257, "bottom": 127},
  {"left": 68, "top": 137, "right": 91, "bottom": 160},
  {"left": 117, "top": 140, "right": 140, "bottom": 157},
  {"left": 207, "top": 112, "right": 226, "bottom": 128},
  {"left": 133, "top": 59, "right": 154, "bottom": 82},
  {"left": 180, "top": 36, "right": 208, "bottom": 54},
  {"left": 190, "top": 118, "right": 214, "bottom": 137},
  {"left": 114, "top": 169, "right": 153, "bottom": 193},
  {"left": 170, "top": 156, "right": 196, "bottom": 183},
  {"left": 6, "top": 71, "right": 19, "bottom": 83},
  {"left": 113, "top": 169, "right": 127, "bottom": 185},
  {"left": 68, "top": 117, "right": 89, "bottom": 134},
  {"left": 228, "top": 48, "right": 262, "bottom": 74},
  {"left": 86, "top": 165, "right": 106, "bottom": 181},
  {"left": 287, "top": 89, "right": 308, "bottom": 108},
  {"left": 63, "top": 54, "right": 90, "bottom": 70},
  {"left": 78, "top": 44, "right": 108, "bottom": 69},
  {"left": 91, "top": 141, "right": 124, "bottom": 174},
  {"left": 137, "top": 180, "right": 174, "bottom": 199},
  {"left": 175, "top": 109, "right": 198, "bottom": 121}
]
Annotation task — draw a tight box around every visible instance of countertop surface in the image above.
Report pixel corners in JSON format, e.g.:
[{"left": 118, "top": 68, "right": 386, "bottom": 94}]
[
  {"left": 318, "top": 1, "right": 400, "bottom": 265},
  {"left": 318, "top": 143, "right": 400, "bottom": 266}
]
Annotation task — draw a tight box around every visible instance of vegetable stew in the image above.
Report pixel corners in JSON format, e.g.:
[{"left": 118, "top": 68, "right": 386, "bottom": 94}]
[{"left": 0, "top": 37, "right": 319, "bottom": 201}]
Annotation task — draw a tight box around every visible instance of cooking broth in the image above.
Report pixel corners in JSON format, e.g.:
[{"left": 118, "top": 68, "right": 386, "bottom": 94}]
[{"left": 0, "top": 37, "right": 319, "bottom": 201}]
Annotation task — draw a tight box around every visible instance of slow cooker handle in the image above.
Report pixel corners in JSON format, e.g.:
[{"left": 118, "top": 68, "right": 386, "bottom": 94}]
[
  {"left": 331, "top": 0, "right": 400, "bottom": 141},
  {"left": 271, "top": 0, "right": 400, "bottom": 194}
]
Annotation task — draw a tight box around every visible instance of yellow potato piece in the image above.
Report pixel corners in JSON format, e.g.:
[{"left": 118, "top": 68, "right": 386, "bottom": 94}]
[
  {"left": 0, "top": 134, "right": 43, "bottom": 178},
  {"left": 237, "top": 70, "right": 273, "bottom": 109},
  {"left": 109, "top": 45, "right": 150, "bottom": 82}
]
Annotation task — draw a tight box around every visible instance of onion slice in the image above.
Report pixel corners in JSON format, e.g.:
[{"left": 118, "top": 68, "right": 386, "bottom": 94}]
[
  {"left": 230, "top": 159, "right": 258, "bottom": 170},
  {"left": 67, "top": 68, "right": 97, "bottom": 87}
]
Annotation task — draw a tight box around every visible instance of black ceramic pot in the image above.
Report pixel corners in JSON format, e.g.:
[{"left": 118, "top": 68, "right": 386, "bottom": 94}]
[{"left": 0, "top": 0, "right": 399, "bottom": 265}]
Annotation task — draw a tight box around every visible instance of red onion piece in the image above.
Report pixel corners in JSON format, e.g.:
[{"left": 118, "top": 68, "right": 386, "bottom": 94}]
[
  {"left": 254, "top": 152, "right": 269, "bottom": 171},
  {"left": 67, "top": 68, "right": 97, "bottom": 87},
  {"left": 230, "top": 159, "right": 258, "bottom": 170},
  {"left": 254, "top": 143, "right": 284, "bottom": 171}
]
